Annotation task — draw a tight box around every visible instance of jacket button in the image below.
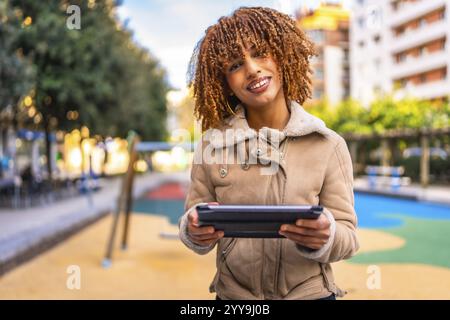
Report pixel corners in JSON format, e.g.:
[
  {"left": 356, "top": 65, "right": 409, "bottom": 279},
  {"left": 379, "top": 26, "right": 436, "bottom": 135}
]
[
  {"left": 256, "top": 148, "right": 263, "bottom": 156},
  {"left": 219, "top": 168, "right": 228, "bottom": 178}
]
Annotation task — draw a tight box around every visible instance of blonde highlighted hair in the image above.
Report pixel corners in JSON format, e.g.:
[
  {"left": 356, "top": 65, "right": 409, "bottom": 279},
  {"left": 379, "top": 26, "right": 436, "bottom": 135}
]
[{"left": 187, "top": 6, "right": 317, "bottom": 131}]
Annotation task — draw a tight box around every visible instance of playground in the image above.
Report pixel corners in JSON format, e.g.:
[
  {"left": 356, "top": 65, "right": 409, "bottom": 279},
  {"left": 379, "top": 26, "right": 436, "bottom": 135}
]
[{"left": 1, "top": 181, "right": 450, "bottom": 300}]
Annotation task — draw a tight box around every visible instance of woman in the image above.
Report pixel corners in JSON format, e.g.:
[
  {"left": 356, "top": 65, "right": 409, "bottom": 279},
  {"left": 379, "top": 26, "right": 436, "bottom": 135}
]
[{"left": 178, "top": 6, "right": 359, "bottom": 300}]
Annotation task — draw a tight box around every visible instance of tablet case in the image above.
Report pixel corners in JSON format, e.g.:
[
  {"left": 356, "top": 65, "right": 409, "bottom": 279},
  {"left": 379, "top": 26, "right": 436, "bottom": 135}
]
[{"left": 197, "top": 204, "right": 323, "bottom": 238}]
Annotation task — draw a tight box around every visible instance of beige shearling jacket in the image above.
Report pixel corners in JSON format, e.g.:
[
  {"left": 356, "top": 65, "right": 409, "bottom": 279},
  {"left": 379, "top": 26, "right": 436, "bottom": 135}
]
[{"left": 179, "top": 101, "right": 359, "bottom": 300}]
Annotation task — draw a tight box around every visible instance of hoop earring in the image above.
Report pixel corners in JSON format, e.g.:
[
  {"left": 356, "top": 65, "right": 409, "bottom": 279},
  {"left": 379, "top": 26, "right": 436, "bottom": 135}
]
[{"left": 225, "top": 100, "right": 237, "bottom": 116}]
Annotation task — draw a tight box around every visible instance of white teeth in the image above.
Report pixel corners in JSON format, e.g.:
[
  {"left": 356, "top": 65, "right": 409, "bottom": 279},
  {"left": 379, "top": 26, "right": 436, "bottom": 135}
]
[{"left": 249, "top": 78, "right": 269, "bottom": 90}]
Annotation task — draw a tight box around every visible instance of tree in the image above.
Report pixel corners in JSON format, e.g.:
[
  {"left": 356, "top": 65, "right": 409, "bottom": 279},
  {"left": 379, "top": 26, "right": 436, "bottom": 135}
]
[
  {"left": 0, "top": 0, "right": 34, "bottom": 127},
  {"left": 8, "top": 0, "right": 169, "bottom": 179}
]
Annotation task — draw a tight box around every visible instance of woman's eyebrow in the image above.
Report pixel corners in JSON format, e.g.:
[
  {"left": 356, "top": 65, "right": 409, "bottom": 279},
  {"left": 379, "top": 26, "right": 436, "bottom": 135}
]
[{"left": 227, "top": 55, "right": 242, "bottom": 65}]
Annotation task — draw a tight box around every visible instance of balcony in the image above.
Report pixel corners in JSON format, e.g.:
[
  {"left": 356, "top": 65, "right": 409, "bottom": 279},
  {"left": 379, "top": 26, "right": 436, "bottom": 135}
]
[
  {"left": 389, "top": 0, "right": 447, "bottom": 27},
  {"left": 395, "top": 79, "right": 450, "bottom": 100},
  {"left": 390, "top": 20, "right": 448, "bottom": 53},
  {"left": 391, "top": 50, "right": 448, "bottom": 79}
]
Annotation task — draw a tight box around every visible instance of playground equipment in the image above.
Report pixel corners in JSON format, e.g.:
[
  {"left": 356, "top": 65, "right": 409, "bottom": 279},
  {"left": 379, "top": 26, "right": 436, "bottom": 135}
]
[
  {"left": 365, "top": 165, "right": 411, "bottom": 191},
  {"left": 102, "top": 131, "right": 194, "bottom": 268}
]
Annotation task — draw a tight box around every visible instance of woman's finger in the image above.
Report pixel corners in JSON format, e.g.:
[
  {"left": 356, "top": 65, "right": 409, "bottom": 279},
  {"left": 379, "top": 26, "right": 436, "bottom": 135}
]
[
  {"left": 188, "top": 209, "right": 199, "bottom": 225},
  {"left": 280, "top": 224, "right": 330, "bottom": 240},
  {"left": 295, "top": 215, "right": 330, "bottom": 230},
  {"left": 280, "top": 231, "right": 327, "bottom": 248},
  {"left": 188, "top": 225, "right": 215, "bottom": 236},
  {"left": 191, "top": 230, "right": 224, "bottom": 241}
]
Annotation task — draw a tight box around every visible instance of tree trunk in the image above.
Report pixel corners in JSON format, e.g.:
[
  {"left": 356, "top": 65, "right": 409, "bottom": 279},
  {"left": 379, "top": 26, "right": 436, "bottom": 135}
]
[{"left": 44, "top": 122, "right": 53, "bottom": 183}]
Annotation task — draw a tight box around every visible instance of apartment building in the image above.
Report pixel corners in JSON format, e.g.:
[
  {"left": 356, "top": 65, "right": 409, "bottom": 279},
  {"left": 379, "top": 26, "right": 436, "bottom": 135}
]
[
  {"left": 351, "top": 0, "right": 450, "bottom": 105},
  {"left": 297, "top": 3, "right": 351, "bottom": 106}
]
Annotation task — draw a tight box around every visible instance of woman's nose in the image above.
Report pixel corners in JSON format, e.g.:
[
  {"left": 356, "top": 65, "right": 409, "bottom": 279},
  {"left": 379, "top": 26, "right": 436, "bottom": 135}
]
[{"left": 245, "top": 58, "right": 261, "bottom": 79}]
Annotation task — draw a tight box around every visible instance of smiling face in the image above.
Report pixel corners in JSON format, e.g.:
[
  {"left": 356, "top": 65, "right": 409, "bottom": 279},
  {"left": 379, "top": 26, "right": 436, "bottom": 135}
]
[
  {"left": 224, "top": 44, "right": 285, "bottom": 110},
  {"left": 188, "top": 7, "right": 316, "bottom": 131}
]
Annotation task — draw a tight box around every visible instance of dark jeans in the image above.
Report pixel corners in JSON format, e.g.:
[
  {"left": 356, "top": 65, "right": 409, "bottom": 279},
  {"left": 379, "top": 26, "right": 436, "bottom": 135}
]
[{"left": 216, "top": 294, "right": 336, "bottom": 300}]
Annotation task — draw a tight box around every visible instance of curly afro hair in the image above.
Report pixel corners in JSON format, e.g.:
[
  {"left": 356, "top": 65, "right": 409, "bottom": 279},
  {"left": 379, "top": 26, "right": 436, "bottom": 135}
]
[{"left": 187, "top": 6, "right": 317, "bottom": 131}]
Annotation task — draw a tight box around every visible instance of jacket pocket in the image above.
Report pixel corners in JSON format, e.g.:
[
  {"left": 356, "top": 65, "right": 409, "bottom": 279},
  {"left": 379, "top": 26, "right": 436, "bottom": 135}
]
[
  {"left": 278, "top": 239, "right": 322, "bottom": 296},
  {"left": 222, "top": 238, "right": 261, "bottom": 294},
  {"left": 221, "top": 238, "right": 237, "bottom": 259}
]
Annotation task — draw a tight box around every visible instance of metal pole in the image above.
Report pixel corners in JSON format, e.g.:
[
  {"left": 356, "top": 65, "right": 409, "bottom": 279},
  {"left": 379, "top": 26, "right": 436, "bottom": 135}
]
[
  {"left": 381, "top": 139, "right": 390, "bottom": 168},
  {"left": 102, "top": 194, "right": 124, "bottom": 268},
  {"left": 420, "top": 135, "right": 430, "bottom": 188},
  {"left": 121, "top": 135, "right": 139, "bottom": 250},
  {"left": 102, "top": 131, "right": 138, "bottom": 267}
]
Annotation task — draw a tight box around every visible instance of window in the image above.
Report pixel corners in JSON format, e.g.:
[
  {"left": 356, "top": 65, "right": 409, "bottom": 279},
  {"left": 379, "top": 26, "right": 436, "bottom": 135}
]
[
  {"left": 367, "top": 6, "right": 382, "bottom": 30},
  {"left": 419, "top": 46, "right": 427, "bottom": 56},
  {"left": 313, "top": 89, "right": 323, "bottom": 100},
  {"left": 358, "top": 17, "right": 365, "bottom": 28},
  {"left": 344, "top": 87, "right": 350, "bottom": 98},
  {"left": 309, "top": 30, "right": 324, "bottom": 43},
  {"left": 374, "top": 58, "right": 381, "bottom": 71},
  {"left": 419, "top": 18, "right": 427, "bottom": 28},
  {"left": 420, "top": 74, "right": 426, "bottom": 83},
  {"left": 401, "top": 79, "right": 408, "bottom": 87},
  {"left": 315, "top": 68, "right": 324, "bottom": 79}
]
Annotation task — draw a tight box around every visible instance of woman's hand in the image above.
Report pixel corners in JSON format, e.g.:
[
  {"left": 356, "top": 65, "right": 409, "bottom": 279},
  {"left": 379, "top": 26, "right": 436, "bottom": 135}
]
[
  {"left": 279, "top": 214, "right": 331, "bottom": 250},
  {"left": 187, "top": 202, "right": 224, "bottom": 246}
]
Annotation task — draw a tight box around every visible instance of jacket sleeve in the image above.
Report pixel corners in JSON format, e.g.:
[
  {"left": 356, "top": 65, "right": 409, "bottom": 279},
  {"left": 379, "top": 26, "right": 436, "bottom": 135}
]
[
  {"left": 296, "top": 136, "right": 360, "bottom": 263},
  {"left": 178, "top": 137, "right": 218, "bottom": 255}
]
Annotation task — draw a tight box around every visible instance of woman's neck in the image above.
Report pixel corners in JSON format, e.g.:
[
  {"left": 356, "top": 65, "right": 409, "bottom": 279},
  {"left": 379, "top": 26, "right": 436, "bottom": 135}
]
[{"left": 244, "top": 97, "right": 290, "bottom": 131}]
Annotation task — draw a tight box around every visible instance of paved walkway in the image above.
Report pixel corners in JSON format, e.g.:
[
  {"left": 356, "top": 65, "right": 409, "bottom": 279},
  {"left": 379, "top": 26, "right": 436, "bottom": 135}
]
[
  {"left": 354, "top": 178, "right": 450, "bottom": 205},
  {"left": 0, "top": 171, "right": 190, "bottom": 275}
]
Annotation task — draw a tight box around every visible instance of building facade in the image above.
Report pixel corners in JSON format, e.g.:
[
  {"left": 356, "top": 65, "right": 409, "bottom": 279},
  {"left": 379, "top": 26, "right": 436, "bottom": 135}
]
[
  {"left": 297, "top": 3, "right": 351, "bottom": 106},
  {"left": 351, "top": 0, "right": 450, "bottom": 105}
]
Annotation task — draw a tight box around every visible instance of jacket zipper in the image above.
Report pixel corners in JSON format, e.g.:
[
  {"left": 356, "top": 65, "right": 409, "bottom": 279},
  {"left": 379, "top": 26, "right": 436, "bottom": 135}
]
[
  {"left": 274, "top": 137, "right": 290, "bottom": 297},
  {"left": 260, "top": 239, "right": 265, "bottom": 299}
]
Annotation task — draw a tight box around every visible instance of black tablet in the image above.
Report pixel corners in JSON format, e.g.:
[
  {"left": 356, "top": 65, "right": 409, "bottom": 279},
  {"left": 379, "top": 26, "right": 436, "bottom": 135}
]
[{"left": 196, "top": 204, "right": 323, "bottom": 238}]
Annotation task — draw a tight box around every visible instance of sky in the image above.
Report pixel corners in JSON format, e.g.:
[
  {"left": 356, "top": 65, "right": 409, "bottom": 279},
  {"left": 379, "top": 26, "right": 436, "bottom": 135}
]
[{"left": 117, "top": 0, "right": 352, "bottom": 90}]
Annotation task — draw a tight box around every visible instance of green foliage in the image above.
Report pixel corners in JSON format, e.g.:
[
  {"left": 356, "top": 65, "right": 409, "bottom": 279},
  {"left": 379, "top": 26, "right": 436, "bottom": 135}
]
[
  {"left": 3, "top": 0, "right": 169, "bottom": 141},
  {"left": 307, "top": 96, "right": 450, "bottom": 135},
  {"left": 0, "top": 0, "right": 34, "bottom": 113}
]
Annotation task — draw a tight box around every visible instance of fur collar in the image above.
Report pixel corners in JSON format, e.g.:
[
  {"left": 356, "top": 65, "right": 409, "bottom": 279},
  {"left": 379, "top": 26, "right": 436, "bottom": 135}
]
[{"left": 205, "top": 100, "right": 331, "bottom": 149}]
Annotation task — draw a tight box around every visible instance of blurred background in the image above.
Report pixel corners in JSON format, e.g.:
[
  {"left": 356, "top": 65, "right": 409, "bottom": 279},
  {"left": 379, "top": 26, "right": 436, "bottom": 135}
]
[{"left": 0, "top": 0, "right": 449, "bottom": 300}]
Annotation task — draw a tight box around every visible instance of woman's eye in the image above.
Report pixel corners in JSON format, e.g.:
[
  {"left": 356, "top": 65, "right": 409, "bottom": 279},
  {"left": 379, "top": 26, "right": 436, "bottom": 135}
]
[{"left": 228, "top": 62, "right": 241, "bottom": 72}]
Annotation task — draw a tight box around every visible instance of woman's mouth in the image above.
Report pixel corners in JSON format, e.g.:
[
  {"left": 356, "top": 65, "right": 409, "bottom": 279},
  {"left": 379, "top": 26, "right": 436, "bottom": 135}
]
[{"left": 246, "top": 77, "right": 271, "bottom": 94}]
